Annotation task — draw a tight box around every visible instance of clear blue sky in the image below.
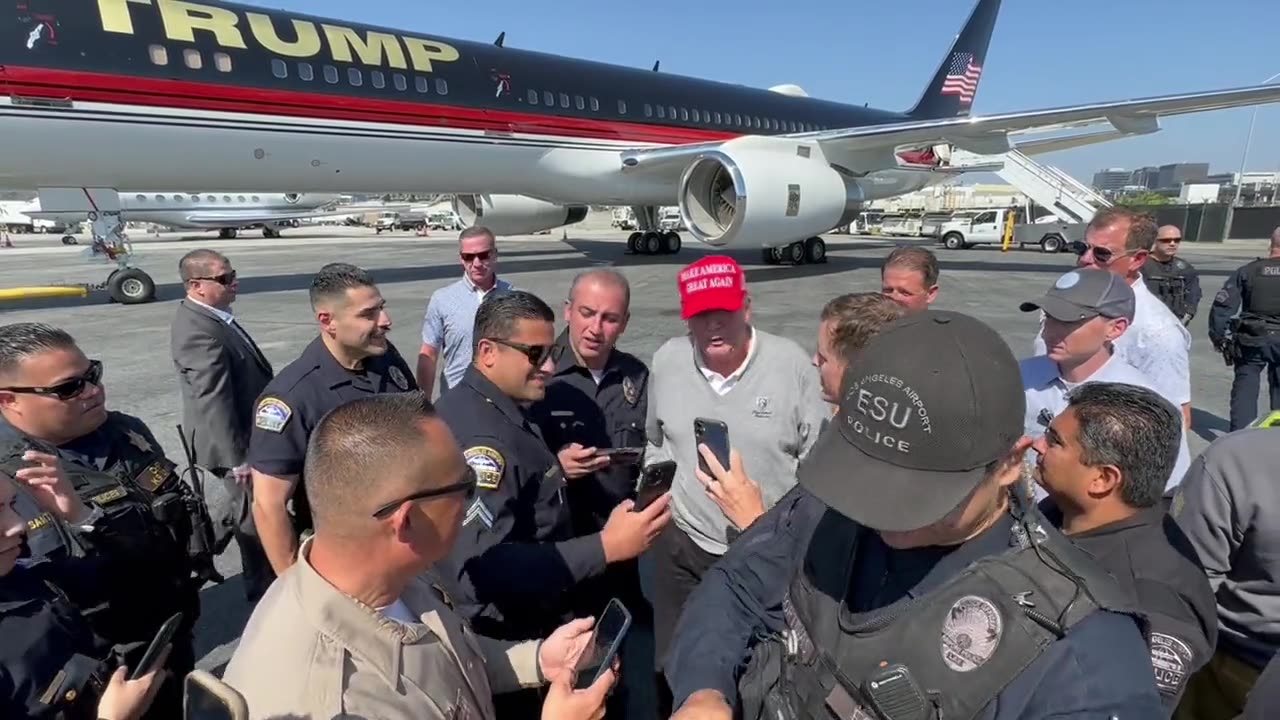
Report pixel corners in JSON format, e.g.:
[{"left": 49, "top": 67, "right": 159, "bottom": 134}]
[{"left": 249, "top": 0, "right": 1280, "bottom": 184}]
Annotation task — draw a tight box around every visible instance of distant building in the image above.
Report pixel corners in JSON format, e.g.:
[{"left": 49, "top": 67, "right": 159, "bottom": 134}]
[
  {"left": 1092, "top": 168, "right": 1131, "bottom": 192},
  {"left": 1156, "top": 163, "right": 1209, "bottom": 190},
  {"left": 1131, "top": 166, "right": 1160, "bottom": 189}
]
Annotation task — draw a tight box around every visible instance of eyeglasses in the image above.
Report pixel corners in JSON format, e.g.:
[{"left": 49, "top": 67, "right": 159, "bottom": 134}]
[
  {"left": 192, "top": 270, "right": 237, "bottom": 285},
  {"left": 461, "top": 250, "right": 494, "bottom": 263},
  {"left": 1157, "top": 237, "right": 1182, "bottom": 244},
  {"left": 487, "top": 338, "right": 564, "bottom": 366},
  {"left": 371, "top": 470, "right": 477, "bottom": 519},
  {"left": 1069, "top": 242, "right": 1137, "bottom": 265},
  {"left": 0, "top": 360, "right": 103, "bottom": 400}
]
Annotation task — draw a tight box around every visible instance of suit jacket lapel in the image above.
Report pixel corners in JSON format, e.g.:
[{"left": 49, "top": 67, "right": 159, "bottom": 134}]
[{"left": 183, "top": 300, "right": 271, "bottom": 372}]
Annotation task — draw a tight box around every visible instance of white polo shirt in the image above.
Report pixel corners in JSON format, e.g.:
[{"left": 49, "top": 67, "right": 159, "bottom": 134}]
[
  {"left": 1032, "top": 274, "right": 1192, "bottom": 407},
  {"left": 1021, "top": 352, "right": 1191, "bottom": 497}
]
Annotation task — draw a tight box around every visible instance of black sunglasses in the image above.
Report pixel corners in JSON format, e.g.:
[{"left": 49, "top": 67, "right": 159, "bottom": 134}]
[
  {"left": 192, "top": 270, "right": 237, "bottom": 285},
  {"left": 461, "top": 250, "right": 494, "bottom": 263},
  {"left": 1157, "top": 237, "right": 1182, "bottom": 243},
  {"left": 0, "top": 360, "right": 103, "bottom": 400},
  {"left": 488, "top": 338, "right": 564, "bottom": 366},
  {"left": 1068, "top": 241, "right": 1136, "bottom": 265},
  {"left": 371, "top": 470, "right": 477, "bottom": 519}
]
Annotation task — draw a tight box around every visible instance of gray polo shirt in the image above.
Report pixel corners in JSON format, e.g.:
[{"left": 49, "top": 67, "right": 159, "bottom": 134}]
[{"left": 421, "top": 276, "right": 513, "bottom": 392}]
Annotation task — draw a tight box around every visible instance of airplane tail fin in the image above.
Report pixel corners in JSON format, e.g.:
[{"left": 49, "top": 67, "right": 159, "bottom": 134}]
[{"left": 906, "top": 0, "right": 1002, "bottom": 120}]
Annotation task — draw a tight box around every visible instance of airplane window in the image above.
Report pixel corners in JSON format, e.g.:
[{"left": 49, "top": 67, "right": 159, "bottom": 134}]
[
  {"left": 348, "top": 68, "right": 362, "bottom": 86},
  {"left": 393, "top": 74, "right": 407, "bottom": 91},
  {"left": 544, "top": 90, "right": 554, "bottom": 106},
  {"left": 238, "top": 195, "right": 246, "bottom": 202},
  {"left": 713, "top": 112, "right": 721, "bottom": 124},
  {"left": 643, "top": 103, "right": 652, "bottom": 117},
  {"left": 754, "top": 117, "right": 762, "bottom": 129},
  {"left": 155, "top": 195, "right": 165, "bottom": 201},
  {"left": 135, "top": 194, "right": 145, "bottom": 201},
  {"left": 184, "top": 49, "right": 203, "bottom": 70},
  {"left": 559, "top": 93, "right": 569, "bottom": 108},
  {"left": 206, "top": 195, "right": 216, "bottom": 202},
  {"left": 271, "top": 59, "right": 287, "bottom": 79},
  {"left": 223, "top": 196, "right": 231, "bottom": 202},
  {"left": 528, "top": 89, "right": 539, "bottom": 104},
  {"left": 323, "top": 65, "right": 338, "bottom": 84},
  {"left": 148, "top": 44, "right": 168, "bottom": 66},
  {"left": 371, "top": 70, "right": 385, "bottom": 89},
  {"left": 668, "top": 106, "right": 676, "bottom": 119},
  {"left": 734, "top": 113, "right": 742, "bottom": 125},
  {"left": 174, "top": 195, "right": 183, "bottom": 201},
  {"left": 252, "top": 195, "right": 260, "bottom": 202},
  {"left": 590, "top": 97, "right": 599, "bottom": 112},
  {"left": 298, "top": 62, "right": 313, "bottom": 81},
  {"left": 416, "top": 77, "right": 430, "bottom": 93},
  {"left": 214, "top": 53, "right": 232, "bottom": 72},
  {"left": 692, "top": 109, "right": 700, "bottom": 122},
  {"left": 575, "top": 95, "right": 584, "bottom": 110},
  {"left": 435, "top": 78, "right": 448, "bottom": 94},
  {"left": 190, "top": 195, "right": 200, "bottom": 202},
  {"left": 617, "top": 99, "right": 626, "bottom": 114},
  {"left": 680, "top": 108, "right": 688, "bottom": 121},
  {"left": 657, "top": 105, "right": 665, "bottom": 119}
]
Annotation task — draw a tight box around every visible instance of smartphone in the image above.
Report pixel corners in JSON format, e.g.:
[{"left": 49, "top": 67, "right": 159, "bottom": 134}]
[
  {"left": 185, "top": 670, "right": 249, "bottom": 720},
  {"left": 572, "top": 598, "right": 632, "bottom": 691},
  {"left": 694, "top": 417, "right": 731, "bottom": 478},
  {"left": 635, "top": 461, "right": 677, "bottom": 511},
  {"left": 599, "top": 446, "right": 643, "bottom": 465},
  {"left": 130, "top": 611, "right": 183, "bottom": 680}
]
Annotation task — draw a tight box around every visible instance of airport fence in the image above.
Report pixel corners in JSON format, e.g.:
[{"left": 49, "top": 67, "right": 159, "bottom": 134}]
[{"left": 1124, "top": 204, "right": 1280, "bottom": 242}]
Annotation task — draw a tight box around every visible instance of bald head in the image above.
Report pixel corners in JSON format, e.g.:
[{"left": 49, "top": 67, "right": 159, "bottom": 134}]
[
  {"left": 569, "top": 268, "right": 631, "bottom": 307},
  {"left": 178, "top": 249, "right": 229, "bottom": 282},
  {"left": 1153, "top": 225, "right": 1183, "bottom": 260},
  {"left": 304, "top": 392, "right": 461, "bottom": 537}
]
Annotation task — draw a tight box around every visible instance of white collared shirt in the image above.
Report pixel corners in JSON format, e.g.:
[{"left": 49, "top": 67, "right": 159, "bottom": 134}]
[
  {"left": 463, "top": 274, "right": 501, "bottom": 302},
  {"left": 1021, "top": 352, "right": 1192, "bottom": 494},
  {"left": 695, "top": 328, "right": 757, "bottom": 396},
  {"left": 188, "top": 296, "right": 235, "bottom": 325}
]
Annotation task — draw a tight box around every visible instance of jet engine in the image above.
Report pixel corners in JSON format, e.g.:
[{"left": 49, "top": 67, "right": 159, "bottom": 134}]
[
  {"left": 453, "top": 194, "right": 588, "bottom": 235},
  {"left": 677, "top": 136, "right": 862, "bottom": 248}
]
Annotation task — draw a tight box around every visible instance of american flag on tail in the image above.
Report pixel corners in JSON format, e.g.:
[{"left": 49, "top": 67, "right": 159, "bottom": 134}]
[{"left": 940, "top": 51, "right": 982, "bottom": 108}]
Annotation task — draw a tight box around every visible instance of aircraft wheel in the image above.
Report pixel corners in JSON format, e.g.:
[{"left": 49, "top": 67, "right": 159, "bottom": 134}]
[
  {"left": 626, "top": 231, "right": 642, "bottom": 254},
  {"left": 643, "top": 231, "right": 663, "bottom": 255},
  {"left": 662, "top": 231, "right": 682, "bottom": 254},
  {"left": 761, "top": 247, "right": 776, "bottom": 265},
  {"left": 787, "top": 241, "right": 806, "bottom": 265},
  {"left": 108, "top": 268, "right": 156, "bottom": 305},
  {"left": 61, "top": 235, "right": 77, "bottom": 245},
  {"left": 263, "top": 227, "right": 281, "bottom": 239},
  {"left": 804, "top": 237, "right": 827, "bottom": 264}
]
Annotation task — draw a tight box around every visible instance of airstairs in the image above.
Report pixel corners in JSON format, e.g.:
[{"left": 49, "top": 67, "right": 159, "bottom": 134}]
[{"left": 950, "top": 149, "right": 1111, "bottom": 224}]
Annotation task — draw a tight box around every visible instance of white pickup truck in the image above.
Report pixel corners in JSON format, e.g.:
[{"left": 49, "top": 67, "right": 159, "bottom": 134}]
[{"left": 935, "top": 208, "right": 1085, "bottom": 254}]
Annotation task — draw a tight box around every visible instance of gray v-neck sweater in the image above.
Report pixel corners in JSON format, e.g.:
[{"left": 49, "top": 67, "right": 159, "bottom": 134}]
[{"left": 644, "top": 329, "right": 830, "bottom": 555}]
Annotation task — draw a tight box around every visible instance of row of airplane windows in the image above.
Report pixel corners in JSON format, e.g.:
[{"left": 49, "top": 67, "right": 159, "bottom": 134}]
[
  {"left": 138, "top": 194, "right": 262, "bottom": 203},
  {"left": 143, "top": 44, "right": 831, "bottom": 133}
]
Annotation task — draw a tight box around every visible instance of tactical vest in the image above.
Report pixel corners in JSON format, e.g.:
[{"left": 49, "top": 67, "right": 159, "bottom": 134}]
[
  {"left": 1144, "top": 260, "right": 1190, "bottom": 318},
  {"left": 1239, "top": 259, "right": 1280, "bottom": 334},
  {"left": 739, "top": 507, "right": 1142, "bottom": 720}
]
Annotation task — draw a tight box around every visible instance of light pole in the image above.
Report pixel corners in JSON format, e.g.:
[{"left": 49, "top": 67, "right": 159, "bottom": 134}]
[{"left": 1225, "top": 71, "right": 1280, "bottom": 240}]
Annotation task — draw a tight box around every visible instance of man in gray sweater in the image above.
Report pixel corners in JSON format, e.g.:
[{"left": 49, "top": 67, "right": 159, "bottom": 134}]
[
  {"left": 1171, "top": 425, "right": 1280, "bottom": 720},
  {"left": 644, "top": 255, "right": 829, "bottom": 716}
]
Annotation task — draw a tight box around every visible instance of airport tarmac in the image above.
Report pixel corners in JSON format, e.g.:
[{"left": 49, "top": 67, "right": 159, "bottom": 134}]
[{"left": 0, "top": 224, "right": 1265, "bottom": 673}]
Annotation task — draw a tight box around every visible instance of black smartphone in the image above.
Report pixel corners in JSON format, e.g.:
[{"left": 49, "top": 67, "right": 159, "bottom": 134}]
[
  {"left": 572, "top": 598, "right": 632, "bottom": 690},
  {"left": 635, "top": 461, "right": 676, "bottom": 511},
  {"left": 694, "top": 417, "right": 731, "bottom": 477},
  {"left": 184, "top": 670, "right": 249, "bottom": 720},
  {"left": 599, "top": 446, "right": 643, "bottom": 465},
  {"left": 130, "top": 611, "right": 182, "bottom": 680}
]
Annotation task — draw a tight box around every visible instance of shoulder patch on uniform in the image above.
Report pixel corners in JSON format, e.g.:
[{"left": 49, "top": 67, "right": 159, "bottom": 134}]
[
  {"left": 463, "top": 498, "right": 494, "bottom": 529},
  {"left": 464, "top": 446, "right": 504, "bottom": 490},
  {"left": 388, "top": 365, "right": 410, "bottom": 391},
  {"left": 1214, "top": 289, "right": 1230, "bottom": 304},
  {"left": 622, "top": 376, "right": 639, "bottom": 406},
  {"left": 1150, "top": 632, "right": 1194, "bottom": 695},
  {"left": 255, "top": 397, "right": 292, "bottom": 433}
]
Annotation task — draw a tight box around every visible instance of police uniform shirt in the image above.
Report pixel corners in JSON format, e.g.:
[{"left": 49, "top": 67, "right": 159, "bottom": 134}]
[
  {"left": 1038, "top": 500, "right": 1217, "bottom": 707},
  {"left": 1142, "top": 256, "right": 1202, "bottom": 319},
  {"left": 528, "top": 328, "right": 649, "bottom": 535},
  {"left": 664, "top": 485, "right": 1165, "bottom": 718},
  {"left": 435, "top": 366, "right": 607, "bottom": 640},
  {"left": 1209, "top": 257, "right": 1280, "bottom": 344},
  {"left": 246, "top": 336, "right": 416, "bottom": 528},
  {"left": 1020, "top": 354, "right": 1192, "bottom": 493}
]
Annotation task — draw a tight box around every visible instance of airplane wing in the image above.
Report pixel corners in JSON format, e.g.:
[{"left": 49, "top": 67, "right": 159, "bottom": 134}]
[{"left": 620, "top": 83, "right": 1280, "bottom": 174}]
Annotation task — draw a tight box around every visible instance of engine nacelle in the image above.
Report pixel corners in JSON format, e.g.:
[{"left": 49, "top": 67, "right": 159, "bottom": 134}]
[
  {"left": 677, "top": 136, "right": 863, "bottom": 248},
  {"left": 453, "top": 194, "right": 588, "bottom": 235}
]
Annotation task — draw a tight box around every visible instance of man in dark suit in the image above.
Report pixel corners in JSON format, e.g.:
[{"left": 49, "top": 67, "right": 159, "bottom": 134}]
[{"left": 170, "top": 249, "right": 275, "bottom": 601}]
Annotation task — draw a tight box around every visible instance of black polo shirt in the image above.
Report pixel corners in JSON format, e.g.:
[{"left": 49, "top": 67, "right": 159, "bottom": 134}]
[
  {"left": 246, "top": 335, "right": 416, "bottom": 531},
  {"left": 1041, "top": 500, "right": 1218, "bottom": 707},
  {"left": 436, "top": 366, "right": 607, "bottom": 640},
  {"left": 529, "top": 328, "right": 650, "bottom": 535}
]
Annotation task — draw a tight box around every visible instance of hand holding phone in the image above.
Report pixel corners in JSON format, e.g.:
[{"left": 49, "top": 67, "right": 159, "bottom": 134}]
[
  {"left": 694, "top": 418, "right": 731, "bottom": 477},
  {"left": 130, "top": 611, "right": 182, "bottom": 681},
  {"left": 635, "top": 461, "right": 677, "bottom": 512},
  {"left": 185, "top": 670, "right": 250, "bottom": 720},
  {"left": 599, "top": 446, "right": 643, "bottom": 465},
  {"left": 572, "top": 599, "right": 632, "bottom": 691}
]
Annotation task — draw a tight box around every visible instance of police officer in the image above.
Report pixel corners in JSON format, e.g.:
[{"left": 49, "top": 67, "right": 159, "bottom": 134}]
[
  {"left": 248, "top": 263, "right": 416, "bottom": 580},
  {"left": 436, "top": 289, "right": 670, "bottom": 719},
  {"left": 667, "top": 311, "right": 1165, "bottom": 720},
  {"left": 1, "top": 472, "right": 170, "bottom": 719},
  {"left": 0, "top": 322, "right": 207, "bottom": 719},
  {"left": 1208, "top": 227, "right": 1280, "bottom": 431},
  {"left": 1143, "top": 225, "right": 1202, "bottom": 325},
  {"left": 528, "top": 269, "right": 653, "bottom": 716},
  {"left": 1033, "top": 382, "right": 1216, "bottom": 708}
]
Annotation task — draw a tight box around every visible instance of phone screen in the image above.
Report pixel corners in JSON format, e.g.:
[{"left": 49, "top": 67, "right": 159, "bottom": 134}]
[
  {"left": 635, "top": 462, "right": 676, "bottom": 511},
  {"left": 130, "top": 611, "right": 182, "bottom": 681},
  {"left": 572, "top": 599, "right": 632, "bottom": 690},
  {"left": 184, "top": 672, "right": 247, "bottom": 720}
]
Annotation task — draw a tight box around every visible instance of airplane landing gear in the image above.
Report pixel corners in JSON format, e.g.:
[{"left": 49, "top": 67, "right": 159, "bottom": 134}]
[
  {"left": 86, "top": 211, "right": 156, "bottom": 304},
  {"left": 263, "top": 226, "right": 281, "bottom": 239},
  {"left": 218, "top": 228, "right": 238, "bottom": 239},
  {"left": 762, "top": 237, "right": 827, "bottom": 266},
  {"left": 625, "top": 206, "right": 683, "bottom": 256}
]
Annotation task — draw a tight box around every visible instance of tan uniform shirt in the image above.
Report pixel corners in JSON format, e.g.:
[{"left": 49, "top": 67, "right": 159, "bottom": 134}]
[{"left": 223, "top": 539, "right": 544, "bottom": 719}]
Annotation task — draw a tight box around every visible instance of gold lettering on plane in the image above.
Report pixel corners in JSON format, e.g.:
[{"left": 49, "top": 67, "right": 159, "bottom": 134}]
[
  {"left": 247, "top": 13, "right": 321, "bottom": 58},
  {"left": 403, "top": 36, "right": 460, "bottom": 73},
  {"left": 158, "top": 0, "right": 247, "bottom": 49},
  {"left": 97, "top": 0, "right": 153, "bottom": 35},
  {"left": 321, "top": 25, "right": 408, "bottom": 70}
]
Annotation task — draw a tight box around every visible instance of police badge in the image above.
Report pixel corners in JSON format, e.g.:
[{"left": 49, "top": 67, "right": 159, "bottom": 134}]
[{"left": 622, "top": 376, "right": 639, "bottom": 406}]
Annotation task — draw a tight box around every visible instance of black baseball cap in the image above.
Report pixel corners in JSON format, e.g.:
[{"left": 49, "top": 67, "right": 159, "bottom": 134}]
[
  {"left": 1019, "top": 269, "right": 1136, "bottom": 323},
  {"left": 797, "top": 310, "right": 1026, "bottom": 533}
]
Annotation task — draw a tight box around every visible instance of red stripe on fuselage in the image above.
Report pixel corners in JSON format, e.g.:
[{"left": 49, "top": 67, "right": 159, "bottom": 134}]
[{"left": 0, "top": 66, "right": 741, "bottom": 146}]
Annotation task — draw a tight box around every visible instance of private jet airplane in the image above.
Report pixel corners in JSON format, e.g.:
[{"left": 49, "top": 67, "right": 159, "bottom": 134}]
[
  {"left": 2, "top": 0, "right": 1279, "bottom": 266},
  {"left": 21, "top": 191, "right": 345, "bottom": 239}
]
